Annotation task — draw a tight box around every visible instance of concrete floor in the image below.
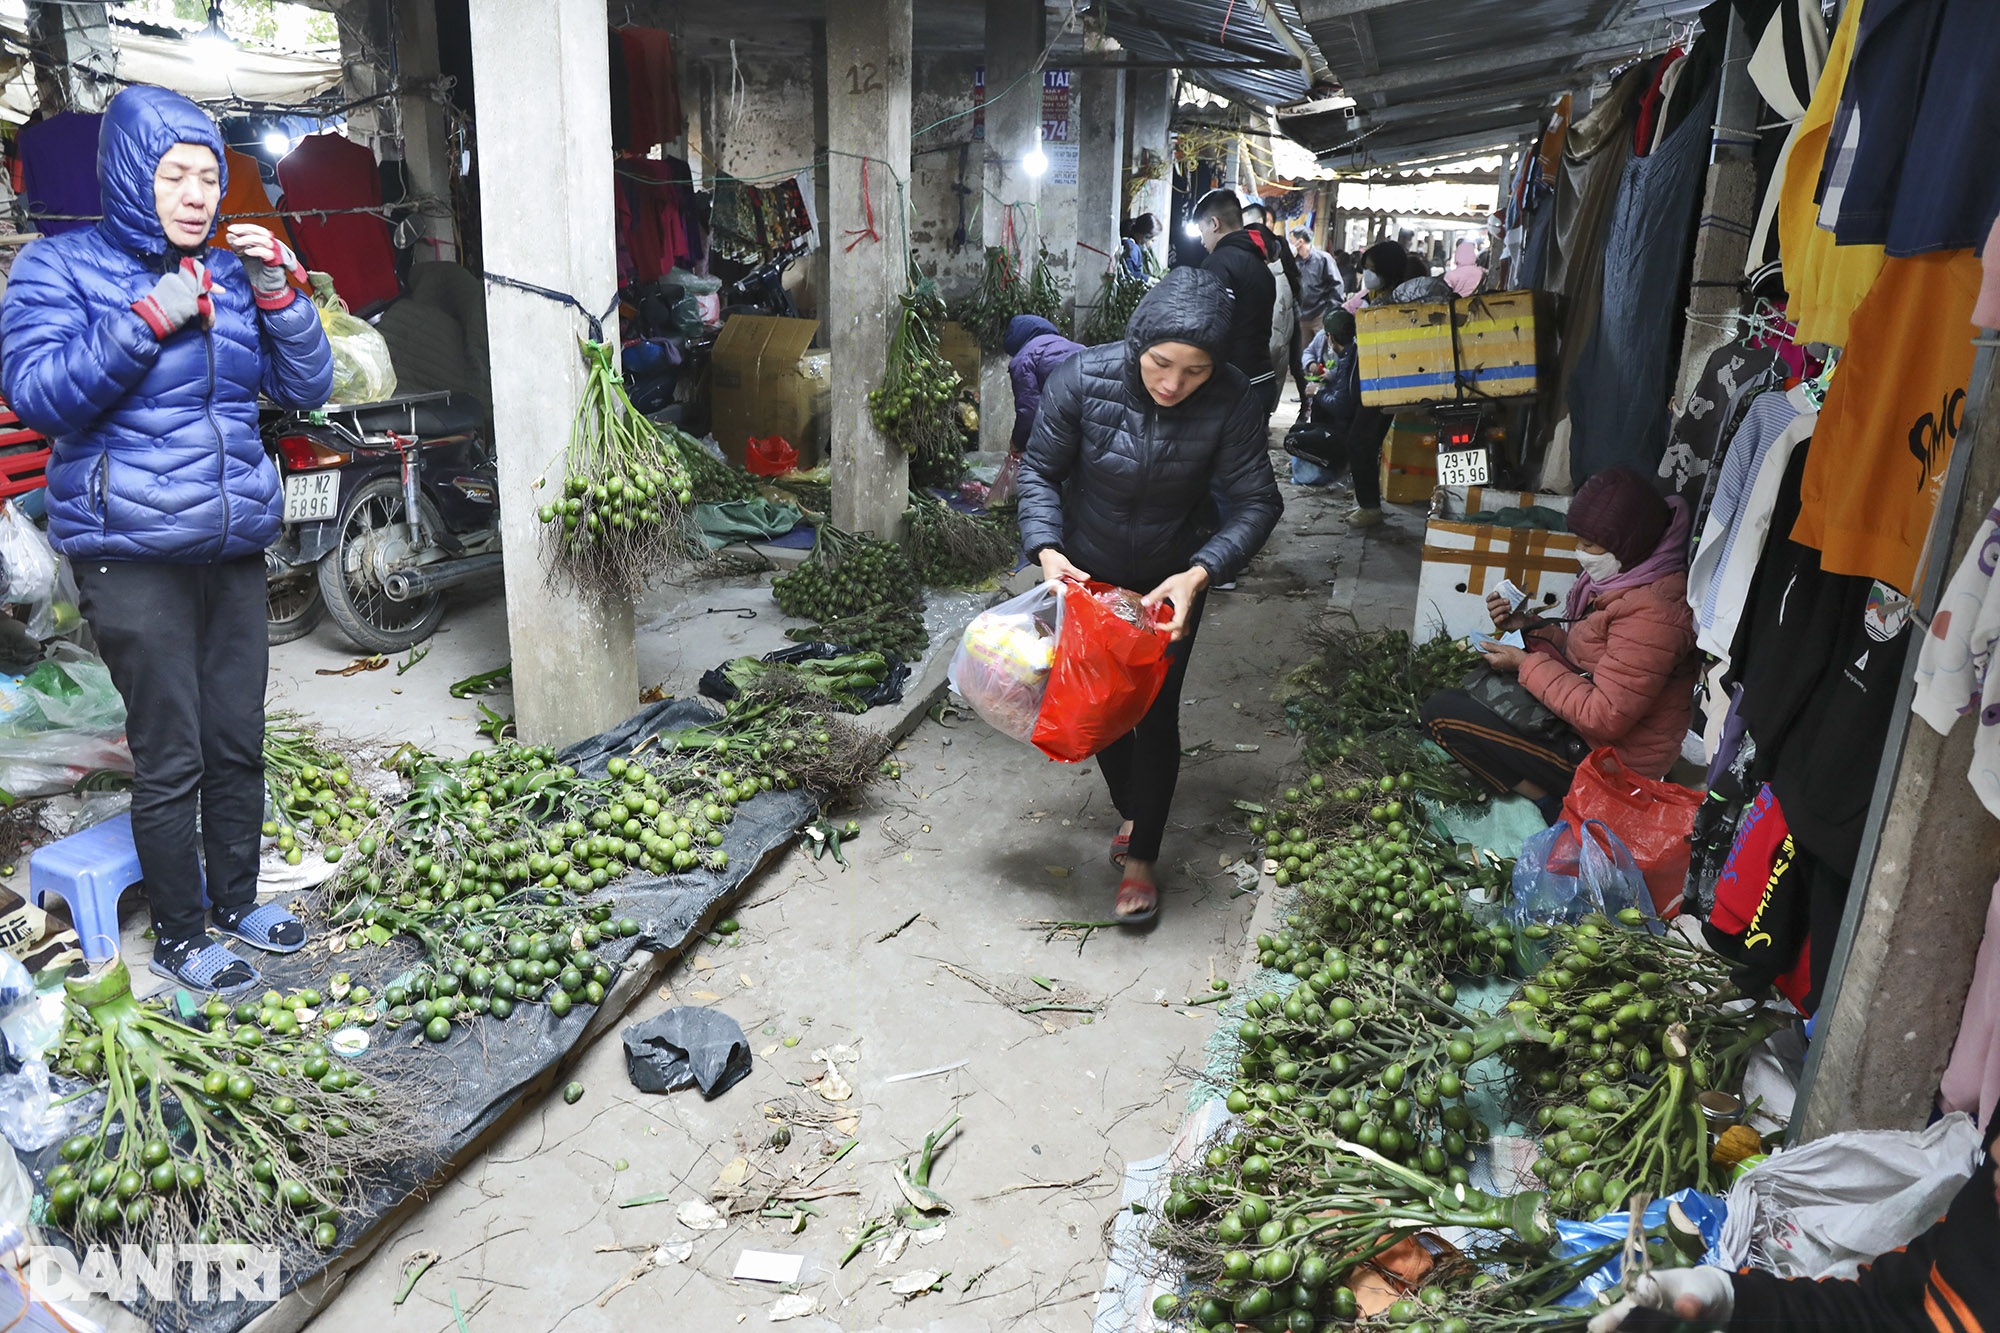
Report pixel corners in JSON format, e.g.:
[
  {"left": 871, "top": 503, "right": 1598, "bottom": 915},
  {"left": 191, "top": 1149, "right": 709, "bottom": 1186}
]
[
  {"left": 49, "top": 396, "right": 1432, "bottom": 1331},
  {"left": 252, "top": 434, "right": 1434, "bottom": 1332}
]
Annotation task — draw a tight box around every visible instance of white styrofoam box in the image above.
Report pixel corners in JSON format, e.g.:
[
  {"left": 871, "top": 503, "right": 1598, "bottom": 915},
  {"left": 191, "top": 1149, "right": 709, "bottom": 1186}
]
[
  {"left": 1415, "top": 489, "right": 1579, "bottom": 644},
  {"left": 1433, "top": 485, "right": 1573, "bottom": 521}
]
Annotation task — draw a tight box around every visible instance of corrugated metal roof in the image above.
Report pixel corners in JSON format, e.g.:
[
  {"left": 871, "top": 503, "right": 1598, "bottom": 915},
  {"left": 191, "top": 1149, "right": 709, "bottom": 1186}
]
[
  {"left": 1288, "top": 0, "right": 1715, "bottom": 164},
  {"left": 1103, "top": 0, "right": 1319, "bottom": 109}
]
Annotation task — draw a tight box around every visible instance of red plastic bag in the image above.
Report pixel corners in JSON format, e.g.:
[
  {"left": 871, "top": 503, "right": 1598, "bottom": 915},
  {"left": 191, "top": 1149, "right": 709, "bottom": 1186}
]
[
  {"left": 1031, "top": 582, "right": 1173, "bottom": 763},
  {"left": 745, "top": 436, "right": 799, "bottom": 477},
  {"left": 1559, "top": 747, "right": 1703, "bottom": 919}
]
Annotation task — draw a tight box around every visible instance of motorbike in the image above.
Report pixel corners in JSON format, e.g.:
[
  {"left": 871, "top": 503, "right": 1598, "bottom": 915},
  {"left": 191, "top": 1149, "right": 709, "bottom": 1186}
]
[{"left": 263, "top": 391, "right": 500, "bottom": 652}]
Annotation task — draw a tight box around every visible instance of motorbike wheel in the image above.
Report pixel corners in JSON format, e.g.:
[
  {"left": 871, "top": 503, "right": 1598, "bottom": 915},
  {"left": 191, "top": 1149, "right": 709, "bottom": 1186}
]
[
  {"left": 266, "top": 564, "right": 325, "bottom": 646},
  {"left": 318, "top": 476, "right": 448, "bottom": 654}
]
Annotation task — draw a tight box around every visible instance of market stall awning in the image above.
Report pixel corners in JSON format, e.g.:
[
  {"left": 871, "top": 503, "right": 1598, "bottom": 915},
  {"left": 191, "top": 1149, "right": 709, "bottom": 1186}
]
[
  {"left": 1283, "top": 0, "right": 1712, "bottom": 166},
  {"left": 0, "top": 15, "right": 341, "bottom": 122},
  {"left": 1103, "top": 0, "right": 1325, "bottom": 109}
]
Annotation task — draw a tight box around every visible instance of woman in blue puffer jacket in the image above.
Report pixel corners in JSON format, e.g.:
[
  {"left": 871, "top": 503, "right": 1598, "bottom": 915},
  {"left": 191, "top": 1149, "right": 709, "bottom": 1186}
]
[{"left": 0, "top": 86, "right": 332, "bottom": 993}]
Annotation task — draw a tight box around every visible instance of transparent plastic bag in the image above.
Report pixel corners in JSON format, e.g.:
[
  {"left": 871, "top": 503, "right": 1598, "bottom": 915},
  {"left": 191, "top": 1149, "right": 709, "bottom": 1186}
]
[
  {"left": 0, "top": 654, "right": 131, "bottom": 800},
  {"left": 0, "top": 502, "right": 55, "bottom": 608},
  {"left": 312, "top": 272, "right": 398, "bottom": 403},
  {"left": 949, "top": 583, "right": 1060, "bottom": 744},
  {"left": 1508, "top": 818, "right": 1656, "bottom": 969}
]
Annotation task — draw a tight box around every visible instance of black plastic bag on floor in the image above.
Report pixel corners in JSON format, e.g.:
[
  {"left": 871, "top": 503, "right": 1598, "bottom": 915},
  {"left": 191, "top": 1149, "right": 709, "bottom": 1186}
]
[
  {"left": 623, "top": 1007, "right": 752, "bottom": 1098},
  {"left": 698, "top": 641, "right": 910, "bottom": 711}
]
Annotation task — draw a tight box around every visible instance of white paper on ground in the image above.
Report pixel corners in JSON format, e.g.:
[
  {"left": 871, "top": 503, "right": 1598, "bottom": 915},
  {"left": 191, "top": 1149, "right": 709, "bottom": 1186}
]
[{"left": 733, "top": 1249, "right": 806, "bottom": 1284}]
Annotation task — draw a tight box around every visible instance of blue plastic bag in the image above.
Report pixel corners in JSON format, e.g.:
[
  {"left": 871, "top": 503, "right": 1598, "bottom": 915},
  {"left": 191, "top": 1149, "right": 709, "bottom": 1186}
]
[
  {"left": 1553, "top": 1189, "right": 1728, "bottom": 1306},
  {"left": 1508, "top": 818, "right": 1656, "bottom": 968}
]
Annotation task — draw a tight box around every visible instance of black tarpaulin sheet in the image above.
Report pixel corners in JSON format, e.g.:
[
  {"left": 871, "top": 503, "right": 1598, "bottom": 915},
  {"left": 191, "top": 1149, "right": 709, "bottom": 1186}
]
[{"left": 20, "top": 700, "right": 815, "bottom": 1333}]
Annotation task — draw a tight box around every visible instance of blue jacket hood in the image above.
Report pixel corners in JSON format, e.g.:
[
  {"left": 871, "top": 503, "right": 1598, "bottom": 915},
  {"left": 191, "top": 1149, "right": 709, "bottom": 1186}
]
[
  {"left": 1004, "top": 314, "right": 1061, "bottom": 356},
  {"left": 97, "top": 85, "right": 227, "bottom": 258}
]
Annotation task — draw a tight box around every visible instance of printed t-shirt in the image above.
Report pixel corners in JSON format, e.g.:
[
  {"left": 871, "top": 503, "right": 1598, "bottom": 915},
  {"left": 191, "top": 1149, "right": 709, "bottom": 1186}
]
[{"left": 1790, "top": 248, "right": 1981, "bottom": 595}]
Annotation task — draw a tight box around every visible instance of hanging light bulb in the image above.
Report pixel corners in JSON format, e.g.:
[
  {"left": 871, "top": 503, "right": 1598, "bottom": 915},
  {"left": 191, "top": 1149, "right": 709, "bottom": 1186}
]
[
  {"left": 1023, "top": 123, "right": 1048, "bottom": 179},
  {"left": 262, "top": 129, "right": 292, "bottom": 156},
  {"left": 190, "top": 3, "right": 238, "bottom": 70}
]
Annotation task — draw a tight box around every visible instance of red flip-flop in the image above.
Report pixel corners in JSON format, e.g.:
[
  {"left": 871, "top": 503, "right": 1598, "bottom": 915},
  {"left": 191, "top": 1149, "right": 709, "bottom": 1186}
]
[
  {"left": 1110, "top": 832, "right": 1131, "bottom": 866},
  {"left": 1115, "top": 876, "right": 1159, "bottom": 925}
]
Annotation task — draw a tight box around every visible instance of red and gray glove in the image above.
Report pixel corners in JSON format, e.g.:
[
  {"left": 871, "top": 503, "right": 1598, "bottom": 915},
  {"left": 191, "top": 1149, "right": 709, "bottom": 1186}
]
[
  {"left": 131, "top": 257, "right": 213, "bottom": 339},
  {"left": 234, "top": 230, "right": 307, "bottom": 310}
]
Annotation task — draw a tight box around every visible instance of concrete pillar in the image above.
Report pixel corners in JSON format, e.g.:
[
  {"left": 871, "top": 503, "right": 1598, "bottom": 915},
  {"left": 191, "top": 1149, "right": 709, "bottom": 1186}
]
[
  {"left": 978, "top": 0, "right": 1046, "bottom": 453},
  {"left": 808, "top": 21, "right": 832, "bottom": 326},
  {"left": 469, "top": 0, "right": 639, "bottom": 746},
  {"left": 826, "top": 0, "right": 913, "bottom": 540},
  {"left": 1127, "top": 71, "right": 1173, "bottom": 269},
  {"left": 391, "top": 0, "right": 457, "bottom": 259},
  {"left": 26, "top": 2, "right": 112, "bottom": 114},
  {"left": 1672, "top": 8, "right": 1762, "bottom": 408},
  {"left": 1072, "top": 20, "right": 1124, "bottom": 339},
  {"left": 335, "top": 0, "right": 395, "bottom": 154},
  {"left": 1794, "top": 337, "right": 2000, "bottom": 1137}
]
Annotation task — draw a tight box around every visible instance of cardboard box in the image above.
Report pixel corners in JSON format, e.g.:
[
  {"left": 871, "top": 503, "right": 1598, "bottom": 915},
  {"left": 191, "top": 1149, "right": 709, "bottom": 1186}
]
[
  {"left": 940, "top": 321, "right": 983, "bottom": 390},
  {"left": 710, "top": 316, "right": 830, "bottom": 468},
  {"left": 1415, "top": 489, "right": 1577, "bottom": 644},
  {"left": 1356, "top": 289, "right": 1546, "bottom": 409},
  {"left": 1381, "top": 416, "right": 1438, "bottom": 506}
]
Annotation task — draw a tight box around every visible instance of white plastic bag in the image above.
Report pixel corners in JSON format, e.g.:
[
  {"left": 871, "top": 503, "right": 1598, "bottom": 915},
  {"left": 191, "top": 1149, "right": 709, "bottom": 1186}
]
[
  {"left": 0, "top": 501, "right": 54, "bottom": 608},
  {"left": 948, "top": 583, "right": 1060, "bottom": 744},
  {"left": 1714, "top": 1112, "right": 1984, "bottom": 1279}
]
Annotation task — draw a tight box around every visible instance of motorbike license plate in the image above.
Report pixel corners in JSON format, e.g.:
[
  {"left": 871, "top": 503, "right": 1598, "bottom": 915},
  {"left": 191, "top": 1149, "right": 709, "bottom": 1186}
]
[
  {"left": 1436, "top": 447, "right": 1490, "bottom": 488},
  {"left": 283, "top": 472, "right": 340, "bottom": 523}
]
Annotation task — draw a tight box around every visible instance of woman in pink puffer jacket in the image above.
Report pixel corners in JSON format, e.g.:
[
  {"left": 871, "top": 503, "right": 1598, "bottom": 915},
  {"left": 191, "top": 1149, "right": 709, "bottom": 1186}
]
[{"left": 1423, "top": 468, "right": 1697, "bottom": 818}]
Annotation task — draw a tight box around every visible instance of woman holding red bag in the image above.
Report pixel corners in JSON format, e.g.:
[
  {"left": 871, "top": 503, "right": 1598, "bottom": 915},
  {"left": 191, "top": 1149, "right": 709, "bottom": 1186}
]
[{"left": 1017, "top": 266, "right": 1283, "bottom": 924}]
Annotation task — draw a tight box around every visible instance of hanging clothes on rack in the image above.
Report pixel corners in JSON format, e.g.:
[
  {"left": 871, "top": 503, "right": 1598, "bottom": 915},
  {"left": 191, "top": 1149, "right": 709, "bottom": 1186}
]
[
  {"left": 1939, "top": 878, "right": 2000, "bottom": 1129},
  {"left": 1656, "top": 334, "right": 1787, "bottom": 511},
  {"left": 214, "top": 146, "right": 295, "bottom": 256},
  {"left": 1789, "top": 247, "right": 1982, "bottom": 596},
  {"left": 616, "top": 156, "right": 701, "bottom": 285},
  {"left": 1913, "top": 494, "right": 2000, "bottom": 820},
  {"left": 1816, "top": 0, "right": 2000, "bottom": 258},
  {"left": 1741, "top": 0, "right": 1833, "bottom": 282},
  {"left": 1565, "top": 65, "right": 1720, "bottom": 485},
  {"left": 17, "top": 112, "right": 102, "bottom": 236},
  {"left": 1738, "top": 0, "right": 1833, "bottom": 120},
  {"left": 1688, "top": 383, "right": 1818, "bottom": 653},
  {"left": 1776, "top": 0, "right": 1881, "bottom": 346},
  {"left": 276, "top": 132, "right": 401, "bottom": 312},
  {"left": 618, "top": 25, "right": 685, "bottom": 152}
]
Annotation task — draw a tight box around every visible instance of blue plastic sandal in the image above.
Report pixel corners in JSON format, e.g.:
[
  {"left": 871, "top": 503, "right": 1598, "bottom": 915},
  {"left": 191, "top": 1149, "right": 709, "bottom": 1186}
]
[
  {"left": 212, "top": 902, "right": 306, "bottom": 954},
  {"left": 148, "top": 937, "right": 260, "bottom": 995}
]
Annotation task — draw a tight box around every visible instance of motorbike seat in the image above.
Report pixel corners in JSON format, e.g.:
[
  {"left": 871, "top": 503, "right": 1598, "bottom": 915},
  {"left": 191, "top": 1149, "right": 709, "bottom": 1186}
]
[{"left": 344, "top": 395, "right": 484, "bottom": 440}]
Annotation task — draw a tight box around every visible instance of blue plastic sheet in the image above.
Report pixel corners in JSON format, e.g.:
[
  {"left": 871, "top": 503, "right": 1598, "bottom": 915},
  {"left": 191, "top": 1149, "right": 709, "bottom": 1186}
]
[{"left": 1552, "top": 1189, "right": 1728, "bottom": 1306}]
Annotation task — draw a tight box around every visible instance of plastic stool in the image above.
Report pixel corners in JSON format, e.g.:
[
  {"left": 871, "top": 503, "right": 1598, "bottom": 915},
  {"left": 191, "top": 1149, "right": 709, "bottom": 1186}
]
[{"left": 29, "top": 812, "right": 206, "bottom": 963}]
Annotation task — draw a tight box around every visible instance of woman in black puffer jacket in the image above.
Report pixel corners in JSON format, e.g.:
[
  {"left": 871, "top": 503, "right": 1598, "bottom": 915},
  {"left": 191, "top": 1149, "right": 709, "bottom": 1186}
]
[{"left": 1017, "top": 266, "right": 1283, "bottom": 924}]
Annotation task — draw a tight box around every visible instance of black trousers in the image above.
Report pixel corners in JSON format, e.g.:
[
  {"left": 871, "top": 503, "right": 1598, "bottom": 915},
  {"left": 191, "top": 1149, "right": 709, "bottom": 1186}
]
[
  {"left": 75, "top": 558, "right": 267, "bottom": 943},
  {"left": 1097, "top": 591, "right": 1207, "bottom": 863},
  {"left": 1349, "top": 407, "right": 1392, "bottom": 510},
  {"left": 1421, "top": 688, "right": 1580, "bottom": 798}
]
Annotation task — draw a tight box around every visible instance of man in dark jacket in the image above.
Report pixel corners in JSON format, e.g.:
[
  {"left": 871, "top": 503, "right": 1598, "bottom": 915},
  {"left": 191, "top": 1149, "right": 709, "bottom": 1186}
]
[
  {"left": 1192, "top": 189, "right": 1278, "bottom": 412},
  {"left": 1017, "top": 267, "right": 1281, "bottom": 925},
  {"left": 1244, "top": 202, "right": 1309, "bottom": 412},
  {"left": 0, "top": 87, "right": 333, "bottom": 993},
  {"left": 1004, "top": 314, "right": 1083, "bottom": 450}
]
